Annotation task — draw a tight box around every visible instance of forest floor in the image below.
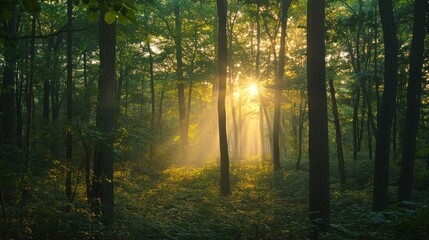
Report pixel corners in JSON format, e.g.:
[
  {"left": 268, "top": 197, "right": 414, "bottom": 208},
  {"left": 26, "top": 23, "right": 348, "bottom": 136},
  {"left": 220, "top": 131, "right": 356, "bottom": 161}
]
[{"left": 1, "top": 157, "right": 429, "bottom": 239}]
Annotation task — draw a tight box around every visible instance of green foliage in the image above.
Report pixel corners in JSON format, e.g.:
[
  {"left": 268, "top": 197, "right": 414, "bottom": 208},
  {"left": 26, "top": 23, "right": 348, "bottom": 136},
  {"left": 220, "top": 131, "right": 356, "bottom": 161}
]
[{"left": 369, "top": 202, "right": 429, "bottom": 239}]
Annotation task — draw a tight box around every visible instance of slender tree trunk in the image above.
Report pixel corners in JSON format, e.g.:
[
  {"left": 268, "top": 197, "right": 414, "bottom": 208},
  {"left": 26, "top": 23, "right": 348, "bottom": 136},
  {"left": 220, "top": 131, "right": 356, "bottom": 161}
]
[
  {"left": 66, "top": 0, "right": 73, "bottom": 200},
  {"left": 307, "top": 0, "right": 330, "bottom": 236},
  {"left": 17, "top": 71, "right": 24, "bottom": 150},
  {"left": 92, "top": 11, "right": 116, "bottom": 224},
  {"left": 23, "top": 12, "right": 37, "bottom": 206},
  {"left": 352, "top": 85, "right": 360, "bottom": 161},
  {"left": 261, "top": 97, "right": 273, "bottom": 154},
  {"left": 273, "top": 0, "right": 291, "bottom": 171},
  {"left": 296, "top": 99, "right": 306, "bottom": 171},
  {"left": 175, "top": 0, "right": 188, "bottom": 163},
  {"left": 329, "top": 78, "right": 346, "bottom": 186},
  {"left": 148, "top": 41, "right": 156, "bottom": 162},
  {"left": 398, "top": 0, "right": 427, "bottom": 201},
  {"left": 374, "top": 2, "right": 380, "bottom": 110},
  {"left": 217, "top": 0, "right": 230, "bottom": 196},
  {"left": 358, "top": 95, "right": 366, "bottom": 152},
  {"left": 0, "top": 4, "right": 17, "bottom": 203},
  {"left": 158, "top": 81, "right": 167, "bottom": 137},
  {"left": 83, "top": 51, "right": 91, "bottom": 203},
  {"left": 373, "top": 0, "right": 399, "bottom": 212},
  {"left": 255, "top": 4, "right": 266, "bottom": 162}
]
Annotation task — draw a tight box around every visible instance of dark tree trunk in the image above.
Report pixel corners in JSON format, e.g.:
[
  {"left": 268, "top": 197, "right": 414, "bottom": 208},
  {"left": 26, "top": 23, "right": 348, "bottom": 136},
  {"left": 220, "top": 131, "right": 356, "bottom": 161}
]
[
  {"left": 329, "top": 79, "right": 346, "bottom": 186},
  {"left": 307, "top": 0, "right": 330, "bottom": 236},
  {"left": 23, "top": 12, "right": 37, "bottom": 206},
  {"left": 148, "top": 41, "right": 156, "bottom": 162},
  {"left": 374, "top": 2, "right": 380, "bottom": 110},
  {"left": 296, "top": 97, "right": 306, "bottom": 170},
  {"left": 398, "top": 0, "right": 427, "bottom": 201},
  {"left": 358, "top": 97, "right": 365, "bottom": 152},
  {"left": 1, "top": 4, "right": 17, "bottom": 154},
  {"left": 158, "top": 81, "right": 167, "bottom": 137},
  {"left": 83, "top": 51, "right": 91, "bottom": 203},
  {"left": 352, "top": 85, "right": 360, "bottom": 161},
  {"left": 66, "top": 0, "right": 73, "bottom": 200},
  {"left": 255, "top": 4, "right": 265, "bottom": 162},
  {"left": 175, "top": 0, "right": 188, "bottom": 164},
  {"left": 92, "top": 12, "right": 116, "bottom": 224},
  {"left": 217, "top": 0, "right": 230, "bottom": 196},
  {"left": 373, "top": 0, "right": 399, "bottom": 212},
  {"left": 273, "top": 0, "right": 291, "bottom": 171},
  {"left": 1, "top": 3, "right": 18, "bottom": 203}
]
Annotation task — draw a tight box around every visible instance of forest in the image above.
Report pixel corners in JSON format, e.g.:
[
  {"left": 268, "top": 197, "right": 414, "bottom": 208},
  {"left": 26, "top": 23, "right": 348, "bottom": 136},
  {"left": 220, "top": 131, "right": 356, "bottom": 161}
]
[{"left": 0, "top": 0, "right": 429, "bottom": 239}]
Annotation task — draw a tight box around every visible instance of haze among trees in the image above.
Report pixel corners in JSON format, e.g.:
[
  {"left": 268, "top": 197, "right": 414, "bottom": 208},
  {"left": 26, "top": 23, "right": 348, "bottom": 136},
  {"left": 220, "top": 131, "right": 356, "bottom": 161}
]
[{"left": 0, "top": 0, "right": 428, "bottom": 239}]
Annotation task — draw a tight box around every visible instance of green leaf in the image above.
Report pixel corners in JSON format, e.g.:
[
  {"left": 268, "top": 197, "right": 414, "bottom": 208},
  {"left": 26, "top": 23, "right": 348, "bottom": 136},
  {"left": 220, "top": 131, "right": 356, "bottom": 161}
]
[
  {"left": 118, "top": 12, "right": 129, "bottom": 24},
  {"left": 125, "top": 10, "right": 136, "bottom": 23},
  {"left": 104, "top": 11, "right": 116, "bottom": 24}
]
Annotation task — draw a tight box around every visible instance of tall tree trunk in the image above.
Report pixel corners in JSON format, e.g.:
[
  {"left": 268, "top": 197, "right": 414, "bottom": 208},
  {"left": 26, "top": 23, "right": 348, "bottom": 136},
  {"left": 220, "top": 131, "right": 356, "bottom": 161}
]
[
  {"left": 398, "top": 0, "right": 427, "bottom": 201},
  {"left": 66, "top": 0, "right": 73, "bottom": 200},
  {"left": 358, "top": 95, "right": 366, "bottom": 152},
  {"left": 373, "top": 0, "right": 399, "bottom": 212},
  {"left": 148, "top": 41, "right": 156, "bottom": 162},
  {"left": 23, "top": 12, "right": 37, "bottom": 206},
  {"left": 83, "top": 51, "right": 91, "bottom": 203},
  {"left": 255, "top": 4, "right": 265, "bottom": 162},
  {"left": 92, "top": 11, "right": 116, "bottom": 224},
  {"left": 296, "top": 98, "right": 306, "bottom": 170},
  {"left": 307, "top": 0, "right": 330, "bottom": 236},
  {"left": 217, "top": 0, "right": 230, "bottom": 196},
  {"left": 352, "top": 85, "right": 360, "bottom": 161},
  {"left": 273, "top": 0, "right": 291, "bottom": 171},
  {"left": 374, "top": 1, "right": 380, "bottom": 110},
  {"left": 329, "top": 78, "right": 346, "bottom": 186},
  {"left": 175, "top": 0, "right": 188, "bottom": 164},
  {"left": 1, "top": 3, "right": 18, "bottom": 202}
]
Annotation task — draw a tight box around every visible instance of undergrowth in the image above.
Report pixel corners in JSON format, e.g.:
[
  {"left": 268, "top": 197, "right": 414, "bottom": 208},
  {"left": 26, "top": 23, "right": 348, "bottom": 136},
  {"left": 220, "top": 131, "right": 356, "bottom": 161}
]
[{"left": 0, "top": 158, "right": 428, "bottom": 239}]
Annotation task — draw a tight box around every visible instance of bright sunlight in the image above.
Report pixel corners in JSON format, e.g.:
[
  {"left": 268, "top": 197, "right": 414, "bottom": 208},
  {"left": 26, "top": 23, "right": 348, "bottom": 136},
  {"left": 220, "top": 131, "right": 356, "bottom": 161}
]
[{"left": 248, "top": 83, "right": 259, "bottom": 97}]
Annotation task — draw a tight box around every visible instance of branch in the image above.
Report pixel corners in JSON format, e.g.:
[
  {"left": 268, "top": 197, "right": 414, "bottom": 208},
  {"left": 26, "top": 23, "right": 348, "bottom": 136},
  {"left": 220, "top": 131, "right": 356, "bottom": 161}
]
[{"left": 0, "top": 24, "right": 87, "bottom": 40}]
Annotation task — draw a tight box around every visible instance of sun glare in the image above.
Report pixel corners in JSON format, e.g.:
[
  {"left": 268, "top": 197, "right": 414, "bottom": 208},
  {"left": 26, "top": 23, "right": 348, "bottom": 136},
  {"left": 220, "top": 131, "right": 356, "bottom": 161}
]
[{"left": 248, "top": 84, "right": 258, "bottom": 97}]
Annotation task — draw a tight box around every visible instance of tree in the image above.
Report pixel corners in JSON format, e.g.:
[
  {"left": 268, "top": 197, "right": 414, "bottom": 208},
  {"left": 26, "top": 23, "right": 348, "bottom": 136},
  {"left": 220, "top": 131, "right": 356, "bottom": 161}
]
[
  {"left": 398, "top": 0, "right": 427, "bottom": 201},
  {"left": 273, "top": 0, "right": 291, "bottom": 171},
  {"left": 329, "top": 78, "right": 346, "bottom": 186},
  {"left": 217, "top": 0, "right": 230, "bottom": 196},
  {"left": 0, "top": 3, "right": 17, "bottom": 202},
  {"left": 373, "top": 0, "right": 399, "bottom": 211},
  {"left": 175, "top": 0, "right": 188, "bottom": 164},
  {"left": 307, "top": 0, "right": 330, "bottom": 236},
  {"left": 65, "top": 0, "right": 73, "bottom": 200},
  {"left": 92, "top": 10, "right": 116, "bottom": 224}
]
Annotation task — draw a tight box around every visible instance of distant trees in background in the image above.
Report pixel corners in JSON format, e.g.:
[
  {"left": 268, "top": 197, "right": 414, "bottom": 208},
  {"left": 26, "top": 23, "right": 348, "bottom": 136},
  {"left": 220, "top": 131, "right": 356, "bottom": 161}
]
[{"left": 0, "top": 0, "right": 428, "bottom": 237}]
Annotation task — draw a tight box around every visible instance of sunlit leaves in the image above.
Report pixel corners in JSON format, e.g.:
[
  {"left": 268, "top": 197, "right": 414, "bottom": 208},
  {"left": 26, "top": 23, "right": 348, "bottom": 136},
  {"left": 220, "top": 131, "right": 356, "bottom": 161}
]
[{"left": 105, "top": 10, "right": 116, "bottom": 24}]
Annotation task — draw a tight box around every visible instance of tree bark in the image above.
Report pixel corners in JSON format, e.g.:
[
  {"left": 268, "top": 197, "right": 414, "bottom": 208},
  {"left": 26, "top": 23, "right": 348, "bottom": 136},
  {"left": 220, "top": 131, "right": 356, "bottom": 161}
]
[
  {"left": 148, "top": 40, "right": 156, "bottom": 162},
  {"left": 92, "top": 11, "right": 116, "bottom": 224},
  {"left": 66, "top": 0, "right": 73, "bottom": 200},
  {"left": 373, "top": 0, "right": 399, "bottom": 212},
  {"left": 255, "top": 4, "right": 265, "bottom": 162},
  {"left": 329, "top": 78, "right": 346, "bottom": 186},
  {"left": 307, "top": 0, "right": 330, "bottom": 236},
  {"left": 175, "top": 0, "right": 188, "bottom": 164},
  {"left": 398, "top": 0, "right": 427, "bottom": 201},
  {"left": 296, "top": 96, "right": 306, "bottom": 170},
  {"left": 273, "top": 0, "right": 291, "bottom": 171},
  {"left": 0, "top": 3, "right": 17, "bottom": 203},
  {"left": 352, "top": 85, "right": 360, "bottom": 161},
  {"left": 217, "top": 0, "right": 230, "bottom": 196},
  {"left": 22, "top": 12, "right": 37, "bottom": 206}
]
